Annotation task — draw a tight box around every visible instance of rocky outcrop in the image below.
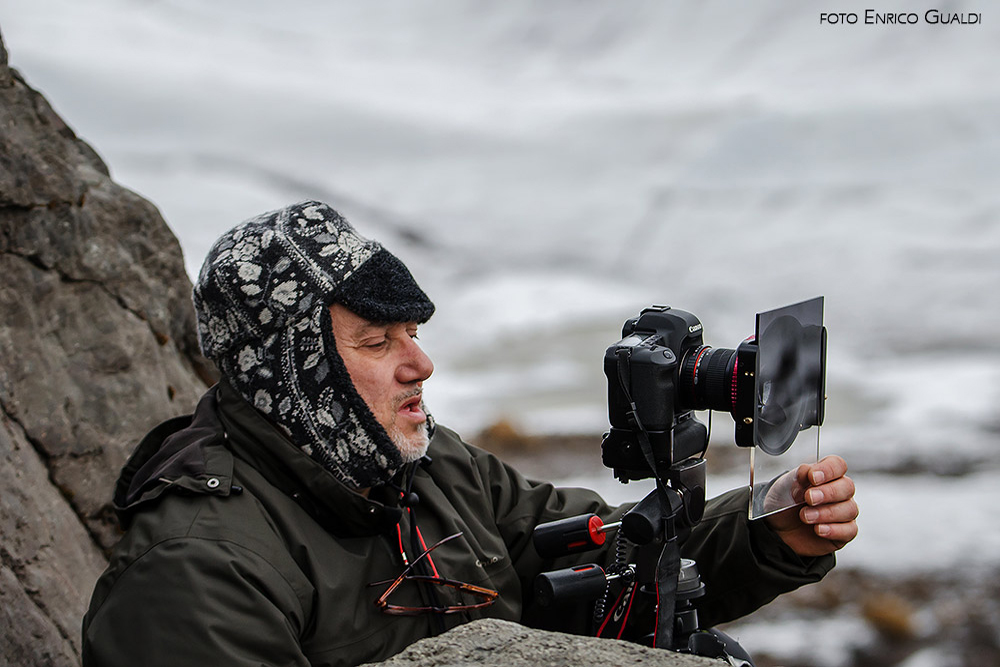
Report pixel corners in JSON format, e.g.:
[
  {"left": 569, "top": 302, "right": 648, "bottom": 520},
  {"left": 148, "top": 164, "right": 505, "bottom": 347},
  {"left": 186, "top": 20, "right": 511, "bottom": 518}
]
[
  {"left": 0, "top": 26, "right": 213, "bottom": 665},
  {"left": 362, "top": 619, "right": 724, "bottom": 667}
]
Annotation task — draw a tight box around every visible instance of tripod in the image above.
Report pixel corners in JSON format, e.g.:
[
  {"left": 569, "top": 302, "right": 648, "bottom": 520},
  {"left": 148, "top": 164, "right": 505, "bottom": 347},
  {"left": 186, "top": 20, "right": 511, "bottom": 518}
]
[{"left": 532, "top": 458, "right": 754, "bottom": 665}]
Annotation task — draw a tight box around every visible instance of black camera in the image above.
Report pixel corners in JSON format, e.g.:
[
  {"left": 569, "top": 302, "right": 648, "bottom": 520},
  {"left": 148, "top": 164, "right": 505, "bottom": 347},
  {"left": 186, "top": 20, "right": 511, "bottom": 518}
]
[
  {"left": 602, "top": 298, "right": 827, "bottom": 483},
  {"left": 532, "top": 298, "right": 827, "bottom": 660}
]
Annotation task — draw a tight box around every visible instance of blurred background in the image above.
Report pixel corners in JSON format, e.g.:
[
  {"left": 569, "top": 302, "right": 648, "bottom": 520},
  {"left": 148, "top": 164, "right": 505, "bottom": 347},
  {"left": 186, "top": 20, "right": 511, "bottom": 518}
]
[{"left": 3, "top": 1, "right": 998, "bottom": 665}]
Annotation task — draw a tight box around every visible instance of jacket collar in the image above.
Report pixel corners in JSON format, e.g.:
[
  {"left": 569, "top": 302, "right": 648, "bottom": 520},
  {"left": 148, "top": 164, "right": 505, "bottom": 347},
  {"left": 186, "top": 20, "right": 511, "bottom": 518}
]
[
  {"left": 113, "top": 389, "right": 235, "bottom": 526},
  {"left": 114, "top": 383, "right": 403, "bottom": 536},
  {"left": 215, "top": 379, "right": 404, "bottom": 536}
]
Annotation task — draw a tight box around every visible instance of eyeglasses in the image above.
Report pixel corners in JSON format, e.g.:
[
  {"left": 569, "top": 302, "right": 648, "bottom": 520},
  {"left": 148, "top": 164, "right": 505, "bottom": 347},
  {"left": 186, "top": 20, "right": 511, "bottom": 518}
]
[{"left": 369, "top": 531, "right": 499, "bottom": 616}]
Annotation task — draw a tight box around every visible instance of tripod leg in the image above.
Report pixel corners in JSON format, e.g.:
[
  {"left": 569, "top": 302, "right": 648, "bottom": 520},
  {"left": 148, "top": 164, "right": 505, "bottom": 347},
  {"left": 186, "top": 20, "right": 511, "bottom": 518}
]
[{"left": 653, "top": 537, "right": 680, "bottom": 649}]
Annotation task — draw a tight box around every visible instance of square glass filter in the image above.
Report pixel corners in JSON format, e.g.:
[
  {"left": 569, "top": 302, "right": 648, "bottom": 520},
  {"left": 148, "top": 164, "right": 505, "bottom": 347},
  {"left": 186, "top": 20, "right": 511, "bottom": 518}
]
[{"left": 748, "top": 297, "right": 826, "bottom": 520}]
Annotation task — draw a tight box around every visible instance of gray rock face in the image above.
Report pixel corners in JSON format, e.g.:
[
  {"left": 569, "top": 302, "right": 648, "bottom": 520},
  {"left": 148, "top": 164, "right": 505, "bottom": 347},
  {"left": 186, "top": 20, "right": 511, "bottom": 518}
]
[
  {"left": 0, "top": 26, "right": 214, "bottom": 665},
  {"left": 363, "top": 619, "right": 725, "bottom": 667}
]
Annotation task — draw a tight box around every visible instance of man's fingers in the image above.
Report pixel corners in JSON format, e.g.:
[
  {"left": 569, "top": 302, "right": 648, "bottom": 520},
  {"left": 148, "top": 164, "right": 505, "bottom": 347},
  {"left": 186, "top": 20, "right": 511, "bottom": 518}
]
[
  {"left": 813, "top": 517, "right": 859, "bottom": 547},
  {"left": 807, "top": 455, "right": 848, "bottom": 486},
  {"left": 800, "top": 499, "right": 859, "bottom": 526},
  {"left": 805, "top": 475, "right": 856, "bottom": 506}
]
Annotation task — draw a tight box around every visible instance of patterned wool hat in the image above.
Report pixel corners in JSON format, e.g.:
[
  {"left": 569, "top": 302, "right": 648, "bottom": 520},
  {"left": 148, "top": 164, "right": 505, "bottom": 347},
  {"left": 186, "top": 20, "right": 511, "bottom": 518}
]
[{"left": 193, "top": 201, "right": 435, "bottom": 489}]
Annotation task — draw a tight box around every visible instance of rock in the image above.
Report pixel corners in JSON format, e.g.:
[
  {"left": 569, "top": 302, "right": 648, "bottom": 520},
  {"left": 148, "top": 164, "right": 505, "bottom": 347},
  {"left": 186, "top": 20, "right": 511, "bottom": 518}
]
[
  {"left": 0, "top": 415, "right": 105, "bottom": 666},
  {"left": 362, "top": 618, "right": 724, "bottom": 667},
  {"left": 0, "top": 26, "right": 215, "bottom": 666}
]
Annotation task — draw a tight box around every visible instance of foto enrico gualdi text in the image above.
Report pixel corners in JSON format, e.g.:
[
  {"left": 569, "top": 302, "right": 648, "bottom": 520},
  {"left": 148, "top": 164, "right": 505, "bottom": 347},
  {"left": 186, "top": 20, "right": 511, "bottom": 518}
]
[{"left": 820, "top": 9, "right": 981, "bottom": 25}]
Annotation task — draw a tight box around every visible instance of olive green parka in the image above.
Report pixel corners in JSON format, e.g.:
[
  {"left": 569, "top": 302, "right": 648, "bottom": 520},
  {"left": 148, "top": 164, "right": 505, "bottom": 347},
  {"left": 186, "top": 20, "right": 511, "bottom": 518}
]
[{"left": 82, "top": 382, "right": 833, "bottom": 666}]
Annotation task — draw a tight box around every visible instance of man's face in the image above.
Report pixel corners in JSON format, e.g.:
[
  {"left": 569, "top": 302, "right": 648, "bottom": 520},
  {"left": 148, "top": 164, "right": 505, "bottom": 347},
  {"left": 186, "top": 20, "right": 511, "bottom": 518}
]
[{"left": 329, "top": 303, "right": 435, "bottom": 462}]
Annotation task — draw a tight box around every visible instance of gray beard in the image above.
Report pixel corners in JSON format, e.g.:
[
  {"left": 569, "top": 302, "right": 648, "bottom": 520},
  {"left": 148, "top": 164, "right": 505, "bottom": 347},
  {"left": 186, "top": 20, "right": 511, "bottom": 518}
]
[
  {"left": 389, "top": 399, "right": 431, "bottom": 463},
  {"left": 392, "top": 424, "right": 430, "bottom": 462}
]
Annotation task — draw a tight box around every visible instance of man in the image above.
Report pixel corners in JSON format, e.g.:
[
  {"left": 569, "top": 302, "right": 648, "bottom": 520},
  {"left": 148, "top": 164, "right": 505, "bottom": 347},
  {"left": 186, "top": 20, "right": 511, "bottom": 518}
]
[{"left": 82, "top": 201, "right": 858, "bottom": 666}]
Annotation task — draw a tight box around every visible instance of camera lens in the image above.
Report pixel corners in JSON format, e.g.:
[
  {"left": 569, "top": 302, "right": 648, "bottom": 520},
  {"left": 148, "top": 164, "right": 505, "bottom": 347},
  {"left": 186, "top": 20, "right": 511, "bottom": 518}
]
[{"left": 679, "top": 346, "right": 738, "bottom": 413}]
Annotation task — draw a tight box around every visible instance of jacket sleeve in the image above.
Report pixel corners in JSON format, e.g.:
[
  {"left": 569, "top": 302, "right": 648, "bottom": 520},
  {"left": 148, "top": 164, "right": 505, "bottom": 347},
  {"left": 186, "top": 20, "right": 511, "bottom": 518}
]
[
  {"left": 464, "top": 444, "right": 629, "bottom": 633},
  {"left": 470, "top": 444, "right": 833, "bottom": 631},
  {"left": 82, "top": 537, "right": 311, "bottom": 667},
  {"left": 470, "top": 444, "right": 627, "bottom": 579}
]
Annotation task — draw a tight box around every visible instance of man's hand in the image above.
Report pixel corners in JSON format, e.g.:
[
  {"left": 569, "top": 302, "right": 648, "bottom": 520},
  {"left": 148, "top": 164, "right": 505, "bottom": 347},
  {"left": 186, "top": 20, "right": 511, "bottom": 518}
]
[{"left": 764, "top": 455, "right": 859, "bottom": 558}]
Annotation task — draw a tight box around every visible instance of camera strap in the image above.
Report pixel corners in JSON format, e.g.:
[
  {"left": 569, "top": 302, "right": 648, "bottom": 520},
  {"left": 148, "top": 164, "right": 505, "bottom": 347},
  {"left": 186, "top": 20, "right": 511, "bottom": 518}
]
[
  {"left": 615, "top": 348, "right": 684, "bottom": 650},
  {"left": 615, "top": 349, "right": 663, "bottom": 484}
]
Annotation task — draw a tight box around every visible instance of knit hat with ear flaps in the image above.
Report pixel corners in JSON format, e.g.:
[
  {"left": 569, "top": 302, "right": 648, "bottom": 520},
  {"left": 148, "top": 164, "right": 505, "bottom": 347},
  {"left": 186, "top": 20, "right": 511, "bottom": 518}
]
[{"left": 192, "top": 201, "right": 435, "bottom": 489}]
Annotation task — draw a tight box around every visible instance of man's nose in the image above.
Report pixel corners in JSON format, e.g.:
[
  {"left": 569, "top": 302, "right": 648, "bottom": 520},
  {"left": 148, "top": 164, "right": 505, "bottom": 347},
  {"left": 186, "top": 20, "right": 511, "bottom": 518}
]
[{"left": 398, "top": 338, "right": 434, "bottom": 384}]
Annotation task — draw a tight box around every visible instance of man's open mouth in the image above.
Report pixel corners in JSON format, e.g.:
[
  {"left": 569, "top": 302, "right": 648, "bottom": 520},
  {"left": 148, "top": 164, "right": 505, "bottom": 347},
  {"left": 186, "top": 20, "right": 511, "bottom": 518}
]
[{"left": 398, "top": 394, "right": 424, "bottom": 417}]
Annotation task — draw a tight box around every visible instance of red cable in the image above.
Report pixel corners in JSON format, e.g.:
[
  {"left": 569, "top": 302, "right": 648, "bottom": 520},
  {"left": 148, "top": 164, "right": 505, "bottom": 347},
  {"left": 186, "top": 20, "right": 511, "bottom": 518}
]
[
  {"left": 652, "top": 580, "right": 660, "bottom": 647},
  {"left": 395, "top": 524, "right": 409, "bottom": 566},
  {"left": 413, "top": 521, "right": 441, "bottom": 578}
]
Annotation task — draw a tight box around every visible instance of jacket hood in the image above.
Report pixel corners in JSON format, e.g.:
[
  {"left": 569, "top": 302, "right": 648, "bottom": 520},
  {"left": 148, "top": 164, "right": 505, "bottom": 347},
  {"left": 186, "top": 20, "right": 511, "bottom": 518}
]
[
  {"left": 114, "top": 384, "right": 404, "bottom": 536},
  {"left": 114, "top": 391, "right": 234, "bottom": 523}
]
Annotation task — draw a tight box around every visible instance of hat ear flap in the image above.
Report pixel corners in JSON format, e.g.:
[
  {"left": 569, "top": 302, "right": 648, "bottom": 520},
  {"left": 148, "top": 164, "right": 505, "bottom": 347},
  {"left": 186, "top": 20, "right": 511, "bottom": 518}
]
[
  {"left": 220, "top": 304, "right": 404, "bottom": 490},
  {"left": 311, "top": 305, "right": 404, "bottom": 487}
]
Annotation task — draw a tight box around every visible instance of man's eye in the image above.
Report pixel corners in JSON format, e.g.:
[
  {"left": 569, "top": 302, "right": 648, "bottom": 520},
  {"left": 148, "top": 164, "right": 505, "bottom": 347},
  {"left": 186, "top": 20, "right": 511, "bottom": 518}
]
[{"left": 365, "top": 339, "right": 388, "bottom": 349}]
